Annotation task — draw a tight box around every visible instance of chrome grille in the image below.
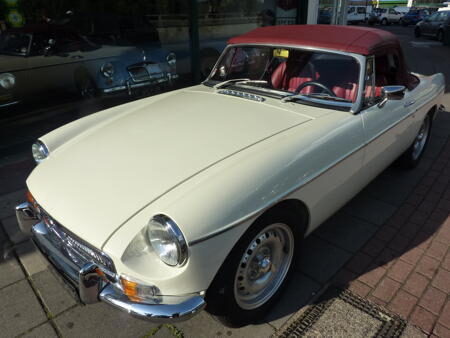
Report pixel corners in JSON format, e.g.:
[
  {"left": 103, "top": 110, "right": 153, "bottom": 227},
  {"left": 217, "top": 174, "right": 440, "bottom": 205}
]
[
  {"left": 128, "top": 66, "right": 150, "bottom": 82},
  {"left": 40, "top": 211, "right": 116, "bottom": 277}
]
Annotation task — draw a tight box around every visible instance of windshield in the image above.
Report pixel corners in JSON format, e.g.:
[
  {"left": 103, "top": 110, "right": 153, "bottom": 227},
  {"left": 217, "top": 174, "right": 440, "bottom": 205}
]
[
  {"left": 0, "top": 32, "right": 31, "bottom": 56},
  {"left": 206, "top": 45, "right": 360, "bottom": 106}
]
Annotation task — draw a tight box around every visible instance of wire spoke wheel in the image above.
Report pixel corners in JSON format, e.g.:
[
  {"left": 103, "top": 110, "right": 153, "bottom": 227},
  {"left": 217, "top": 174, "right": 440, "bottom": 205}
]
[{"left": 233, "top": 223, "right": 294, "bottom": 310}]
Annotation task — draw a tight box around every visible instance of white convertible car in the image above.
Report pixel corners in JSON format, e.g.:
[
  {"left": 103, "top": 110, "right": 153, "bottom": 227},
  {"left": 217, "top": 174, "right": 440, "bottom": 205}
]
[{"left": 16, "top": 25, "right": 445, "bottom": 326}]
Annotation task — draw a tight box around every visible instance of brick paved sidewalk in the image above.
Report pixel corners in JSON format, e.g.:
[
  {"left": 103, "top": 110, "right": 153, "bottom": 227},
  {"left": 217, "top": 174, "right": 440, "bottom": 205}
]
[{"left": 334, "top": 139, "right": 450, "bottom": 337}]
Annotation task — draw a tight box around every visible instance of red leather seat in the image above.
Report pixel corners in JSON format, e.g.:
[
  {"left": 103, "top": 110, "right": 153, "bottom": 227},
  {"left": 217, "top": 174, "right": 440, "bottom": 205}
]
[
  {"left": 271, "top": 60, "right": 316, "bottom": 94},
  {"left": 330, "top": 62, "right": 359, "bottom": 102}
]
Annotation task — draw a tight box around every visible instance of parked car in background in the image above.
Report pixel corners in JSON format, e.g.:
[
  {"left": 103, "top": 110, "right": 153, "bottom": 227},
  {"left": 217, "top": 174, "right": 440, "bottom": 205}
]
[
  {"left": 347, "top": 5, "right": 372, "bottom": 24},
  {"left": 0, "top": 23, "right": 178, "bottom": 109},
  {"left": 415, "top": 10, "right": 450, "bottom": 41},
  {"left": 401, "top": 9, "right": 430, "bottom": 26},
  {"left": 394, "top": 6, "right": 411, "bottom": 15},
  {"left": 368, "top": 8, "right": 403, "bottom": 25},
  {"left": 318, "top": 9, "right": 332, "bottom": 24},
  {"left": 16, "top": 25, "right": 445, "bottom": 327}
]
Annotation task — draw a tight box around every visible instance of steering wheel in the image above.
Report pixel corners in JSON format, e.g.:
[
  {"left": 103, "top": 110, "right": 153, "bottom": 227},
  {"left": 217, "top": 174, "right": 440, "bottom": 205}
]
[{"left": 295, "top": 81, "right": 337, "bottom": 97}]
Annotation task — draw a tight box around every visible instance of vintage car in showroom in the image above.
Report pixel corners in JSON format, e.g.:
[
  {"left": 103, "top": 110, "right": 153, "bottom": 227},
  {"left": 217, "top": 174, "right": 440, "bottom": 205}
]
[
  {"left": 16, "top": 25, "right": 445, "bottom": 326},
  {"left": 0, "top": 23, "right": 177, "bottom": 109}
]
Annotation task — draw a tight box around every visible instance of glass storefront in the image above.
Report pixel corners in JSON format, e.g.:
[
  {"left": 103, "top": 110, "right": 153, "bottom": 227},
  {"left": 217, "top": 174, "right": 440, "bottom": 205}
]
[{"left": 0, "top": 0, "right": 341, "bottom": 158}]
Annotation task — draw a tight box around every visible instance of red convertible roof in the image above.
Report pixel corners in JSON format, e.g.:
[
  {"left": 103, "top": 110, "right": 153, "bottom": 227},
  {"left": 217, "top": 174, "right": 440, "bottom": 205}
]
[{"left": 228, "top": 25, "right": 399, "bottom": 55}]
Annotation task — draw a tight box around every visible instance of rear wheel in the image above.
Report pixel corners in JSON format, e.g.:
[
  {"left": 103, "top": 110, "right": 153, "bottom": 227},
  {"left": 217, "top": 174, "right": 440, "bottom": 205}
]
[
  {"left": 399, "top": 115, "right": 431, "bottom": 169},
  {"left": 437, "top": 30, "right": 444, "bottom": 42},
  {"left": 381, "top": 18, "right": 388, "bottom": 25},
  {"left": 206, "top": 209, "right": 303, "bottom": 327}
]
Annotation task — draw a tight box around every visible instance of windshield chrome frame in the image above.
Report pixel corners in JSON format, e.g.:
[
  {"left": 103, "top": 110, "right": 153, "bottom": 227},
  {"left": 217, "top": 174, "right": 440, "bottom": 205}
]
[{"left": 204, "top": 43, "right": 366, "bottom": 114}]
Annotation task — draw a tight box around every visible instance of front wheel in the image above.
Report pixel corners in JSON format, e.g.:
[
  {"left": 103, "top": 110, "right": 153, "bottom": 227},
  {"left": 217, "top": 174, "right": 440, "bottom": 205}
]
[
  {"left": 399, "top": 115, "right": 431, "bottom": 169},
  {"left": 206, "top": 210, "right": 302, "bottom": 327},
  {"left": 437, "top": 30, "right": 444, "bottom": 42},
  {"left": 381, "top": 18, "right": 388, "bottom": 25}
]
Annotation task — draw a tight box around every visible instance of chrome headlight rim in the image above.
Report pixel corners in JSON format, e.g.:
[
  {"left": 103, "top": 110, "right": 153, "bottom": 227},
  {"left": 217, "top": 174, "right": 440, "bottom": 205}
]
[
  {"left": 147, "top": 214, "right": 188, "bottom": 267},
  {"left": 100, "top": 62, "right": 115, "bottom": 78},
  {"left": 31, "top": 140, "right": 49, "bottom": 164},
  {"left": 0, "top": 72, "right": 16, "bottom": 89},
  {"left": 166, "top": 52, "right": 176, "bottom": 67}
]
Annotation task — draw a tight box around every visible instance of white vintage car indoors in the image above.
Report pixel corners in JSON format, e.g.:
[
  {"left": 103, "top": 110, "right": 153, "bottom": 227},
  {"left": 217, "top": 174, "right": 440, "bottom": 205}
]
[{"left": 16, "top": 25, "right": 445, "bottom": 326}]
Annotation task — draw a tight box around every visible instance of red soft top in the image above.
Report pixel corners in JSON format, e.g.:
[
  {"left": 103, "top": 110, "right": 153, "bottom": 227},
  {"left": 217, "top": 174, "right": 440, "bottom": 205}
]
[{"left": 228, "top": 25, "right": 400, "bottom": 56}]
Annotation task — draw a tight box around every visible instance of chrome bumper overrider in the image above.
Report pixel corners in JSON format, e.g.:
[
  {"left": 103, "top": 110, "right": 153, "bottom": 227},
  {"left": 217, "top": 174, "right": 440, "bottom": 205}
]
[{"left": 15, "top": 202, "right": 205, "bottom": 322}]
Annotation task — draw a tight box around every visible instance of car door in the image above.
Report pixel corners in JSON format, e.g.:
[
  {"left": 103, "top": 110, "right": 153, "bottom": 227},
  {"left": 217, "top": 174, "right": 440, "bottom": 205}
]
[
  {"left": 423, "top": 12, "right": 439, "bottom": 35},
  {"left": 359, "top": 54, "right": 419, "bottom": 180}
]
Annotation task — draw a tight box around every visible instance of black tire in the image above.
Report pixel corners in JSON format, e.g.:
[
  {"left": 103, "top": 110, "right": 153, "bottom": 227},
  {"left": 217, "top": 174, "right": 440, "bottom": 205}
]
[
  {"left": 205, "top": 208, "right": 304, "bottom": 327},
  {"left": 437, "top": 30, "right": 444, "bottom": 42},
  {"left": 415, "top": 27, "right": 421, "bottom": 38},
  {"left": 381, "top": 18, "right": 388, "bottom": 26},
  {"left": 398, "top": 115, "right": 432, "bottom": 169}
]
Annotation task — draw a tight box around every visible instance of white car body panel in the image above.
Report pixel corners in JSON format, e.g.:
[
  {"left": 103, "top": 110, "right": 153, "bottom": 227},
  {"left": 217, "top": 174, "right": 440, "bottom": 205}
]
[{"left": 25, "top": 41, "right": 445, "bottom": 298}]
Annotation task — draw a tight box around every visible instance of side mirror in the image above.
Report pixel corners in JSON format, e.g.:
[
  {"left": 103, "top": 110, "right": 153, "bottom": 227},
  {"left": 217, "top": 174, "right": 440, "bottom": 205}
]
[{"left": 378, "top": 85, "right": 406, "bottom": 108}]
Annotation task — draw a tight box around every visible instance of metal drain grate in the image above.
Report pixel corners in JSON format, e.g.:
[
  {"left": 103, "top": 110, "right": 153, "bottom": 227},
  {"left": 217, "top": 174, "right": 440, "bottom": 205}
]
[{"left": 277, "top": 287, "right": 406, "bottom": 338}]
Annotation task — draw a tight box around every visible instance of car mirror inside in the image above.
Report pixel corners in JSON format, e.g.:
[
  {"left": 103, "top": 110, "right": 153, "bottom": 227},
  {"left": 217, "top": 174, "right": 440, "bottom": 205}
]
[{"left": 378, "top": 85, "right": 406, "bottom": 108}]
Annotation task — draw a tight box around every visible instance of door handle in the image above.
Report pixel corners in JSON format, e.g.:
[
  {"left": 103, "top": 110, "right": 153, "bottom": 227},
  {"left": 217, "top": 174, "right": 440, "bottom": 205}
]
[{"left": 404, "top": 100, "right": 416, "bottom": 107}]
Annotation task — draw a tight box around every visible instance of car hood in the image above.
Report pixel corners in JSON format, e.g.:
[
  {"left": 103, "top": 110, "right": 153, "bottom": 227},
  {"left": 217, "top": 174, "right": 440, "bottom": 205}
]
[{"left": 27, "top": 88, "right": 312, "bottom": 248}]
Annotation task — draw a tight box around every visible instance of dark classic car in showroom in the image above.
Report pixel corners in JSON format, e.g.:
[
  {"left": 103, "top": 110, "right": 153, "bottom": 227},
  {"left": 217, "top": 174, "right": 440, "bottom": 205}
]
[
  {"left": 0, "top": 23, "right": 177, "bottom": 109},
  {"left": 16, "top": 25, "right": 445, "bottom": 326}
]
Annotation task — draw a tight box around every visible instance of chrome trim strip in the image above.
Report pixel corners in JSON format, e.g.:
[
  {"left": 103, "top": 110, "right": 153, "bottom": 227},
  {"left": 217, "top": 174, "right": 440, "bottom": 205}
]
[
  {"left": 15, "top": 202, "right": 38, "bottom": 234},
  {"left": 217, "top": 89, "right": 265, "bottom": 102},
  {"left": 0, "top": 100, "right": 19, "bottom": 108}
]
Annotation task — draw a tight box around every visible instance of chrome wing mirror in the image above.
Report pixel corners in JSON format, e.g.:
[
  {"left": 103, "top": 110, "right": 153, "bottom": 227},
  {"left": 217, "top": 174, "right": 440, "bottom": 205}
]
[{"left": 378, "top": 85, "right": 406, "bottom": 108}]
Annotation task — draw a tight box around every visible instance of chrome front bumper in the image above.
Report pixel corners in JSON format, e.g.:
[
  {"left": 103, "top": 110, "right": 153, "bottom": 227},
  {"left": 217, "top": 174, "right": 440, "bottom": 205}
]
[{"left": 16, "top": 202, "right": 205, "bottom": 322}]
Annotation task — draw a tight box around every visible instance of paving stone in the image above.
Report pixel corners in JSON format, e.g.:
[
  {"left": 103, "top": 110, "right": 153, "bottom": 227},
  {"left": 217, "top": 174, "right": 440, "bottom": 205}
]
[
  {"left": 176, "top": 311, "right": 275, "bottom": 338},
  {"left": 431, "top": 269, "right": 450, "bottom": 294},
  {"left": 438, "top": 300, "right": 450, "bottom": 331},
  {"left": 399, "top": 246, "right": 425, "bottom": 266},
  {"left": 358, "top": 265, "right": 387, "bottom": 288},
  {"left": 403, "top": 272, "right": 430, "bottom": 298},
  {"left": 297, "top": 236, "right": 352, "bottom": 284},
  {"left": 0, "top": 279, "right": 47, "bottom": 337},
  {"left": 31, "top": 269, "right": 77, "bottom": 316},
  {"left": 388, "top": 233, "right": 412, "bottom": 254},
  {"left": 426, "top": 240, "right": 448, "bottom": 261},
  {"left": 265, "top": 272, "right": 321, "bottom": 329},
  {"left": 362, "top": 237, "right": 386, "bottom": 257},
  {"left": 442, "top": 252, "right": 450, "bottom": 271},
  {"left": 348, "top": 280, "right": 372, "bottom": 298},
  {"left": 2, "top": 215, "right": 29, "bottom": 244},
  {"left": 345, "top": 252, "right": 373, "bottom": 275},
  {"left": 0, "top": 255, "right": 24, "bottom": 289},
  {"left": 152, "top": 326, "right": 177, "bottom": 337},
  {"left": 433, "top": 323, "right": 450, "bottom": 338},
  {"left": 415, "top": 255, "right": 440, "bottom": 279},
  {"left": 410, "top": 306, "right": 436, "bottom": 334},
  {"left": 22, "top": 322, "right": 58, "bottom": 338},
  {"left": 401, "top": 324, "right": 428, "bottom": 338},
  {"left": 371, "top": 277, "right": 401, "bottom": 303},
  {"left": 376, "top": 224, "right": 398, "bottom": 242},
  {"left": 54, "top": 302, "right": 160, "bottom": 338},
  {"left": 0, "top": 189, "right": 26, "bottom": 219},
  {"left": 373, "top": 247, "right": 398, "bottom": 270},
  {"left": 387, "top": 260, "right": 414, "bottom": 283},
  {"left": 314, "top": 212, "right": 377, "bottom": 253},
  {"left": 419, "top": 286, "right": 446, "bottom": 316},
  {"left": 388, "top": 290, "right": 418, "bottom": 319},
  {"left": 15, "top": 239, "right": 49, "bottom": 276},
  {"left": 342, "top": 195, "right": 397, "bottom": 227}
]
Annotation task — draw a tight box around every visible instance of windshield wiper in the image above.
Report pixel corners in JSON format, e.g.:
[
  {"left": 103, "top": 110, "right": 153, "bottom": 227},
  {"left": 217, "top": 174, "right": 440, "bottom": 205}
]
[
  {"left": 281, "top": 93, "right": 351, "bottom": 103},
  {"left": 213, "top": 78, "right": 250, "bottom": 90}
]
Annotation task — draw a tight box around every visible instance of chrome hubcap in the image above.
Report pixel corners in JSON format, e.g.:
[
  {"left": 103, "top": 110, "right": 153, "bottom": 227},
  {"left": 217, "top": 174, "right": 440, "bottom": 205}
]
[
  {"left": 234, "top": 223, "right": 294, "bottom": 310},
  {"left": 412, "top": 117, "right": 430, "bottom": 161}
]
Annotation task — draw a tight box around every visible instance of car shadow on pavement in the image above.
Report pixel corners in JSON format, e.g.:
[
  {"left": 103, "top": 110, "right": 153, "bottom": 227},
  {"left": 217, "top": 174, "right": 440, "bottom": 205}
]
[{"left": 263, "top": 109, "right": 450, "bottom": 334}]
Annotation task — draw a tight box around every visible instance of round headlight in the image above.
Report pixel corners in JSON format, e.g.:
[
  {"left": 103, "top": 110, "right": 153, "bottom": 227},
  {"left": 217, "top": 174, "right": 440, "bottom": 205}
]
[
  {"left": 166, "top": 52, "right": 176, "bottom": 67},
  {"left": 100, "top": 62, "right": 114, "bottom": 77},
  {"left": 147, "top": 214, "right": 187, "bottom": 267},
  {"left": 0, "top": 73, "right": 16, "bottom": 89},
  {"left": 31, "top": 141, "right": 49, "bottom": 164}
]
